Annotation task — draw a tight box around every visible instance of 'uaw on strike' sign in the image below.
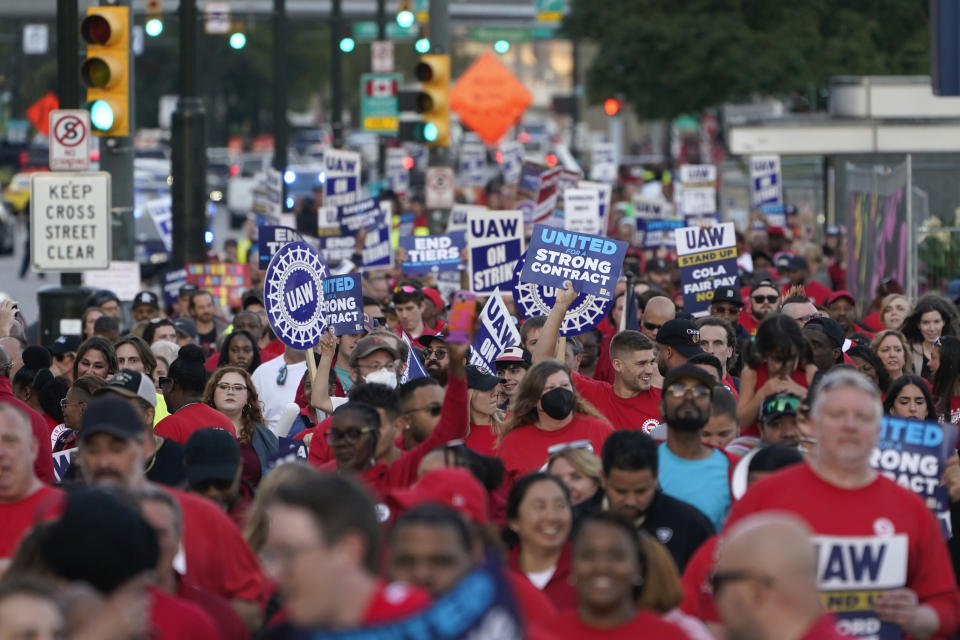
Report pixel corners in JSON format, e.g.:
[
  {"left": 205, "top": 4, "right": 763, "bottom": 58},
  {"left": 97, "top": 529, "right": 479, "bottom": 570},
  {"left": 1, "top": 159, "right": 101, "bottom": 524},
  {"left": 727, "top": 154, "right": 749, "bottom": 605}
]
[
  {"left": 675, "top": 222, "right": 738, "bottom": 317},
  {"left": 468, "top": 210, "right": 524, "bottom": 295},
  {"left": 265, "top": 242, "right": 329, "bottom": 350},
  {"left": 520, "top": 224, "right": 626, "bottom": 300}
]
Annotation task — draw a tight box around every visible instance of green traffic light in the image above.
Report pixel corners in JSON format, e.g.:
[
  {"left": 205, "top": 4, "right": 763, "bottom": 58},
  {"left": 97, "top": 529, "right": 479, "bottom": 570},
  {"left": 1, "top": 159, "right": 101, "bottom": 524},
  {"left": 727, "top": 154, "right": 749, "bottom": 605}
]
[
  {"left": 145, "top": 18, "right": 163, "bottom": 37},
  {"left": 494, "top": 40, "right": 509, "bottom": 54},
  {"left": 396, "top": 10, "right": 415, "bottom": 28},
  {"left": 339, "top": 37, "right": 356, "bottom": 53},
  {"left": 88, "top": 100, "right": 115, "bottom": 131},
  {"left": 229, "top": 32, "right": 246, "bottom": 49},
  {"left": 415, "top": 38, "right": 430, "bottom": 53},
  {"left": 422, "top": 122, "right": 438, "bottom": 142}
]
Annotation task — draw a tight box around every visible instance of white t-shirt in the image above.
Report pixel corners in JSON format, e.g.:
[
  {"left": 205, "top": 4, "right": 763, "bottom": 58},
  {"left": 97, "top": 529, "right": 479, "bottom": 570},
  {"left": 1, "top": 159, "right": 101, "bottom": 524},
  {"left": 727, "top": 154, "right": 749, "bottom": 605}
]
[
  {"left": 525, "top": 566, "right": 556, "bottom": 590},
  {"left": 251, "top": 357, "right": 309, "bottom": 436}
]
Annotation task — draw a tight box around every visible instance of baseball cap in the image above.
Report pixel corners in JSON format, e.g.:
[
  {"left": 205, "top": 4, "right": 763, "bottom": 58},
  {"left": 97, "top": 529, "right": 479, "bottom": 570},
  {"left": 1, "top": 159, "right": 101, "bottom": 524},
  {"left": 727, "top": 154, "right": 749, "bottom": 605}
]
[
  {"left": 422, "top": 288, "right": 444, "bottom": 312},
  {"left": 390, "top": 468, "right": 489, "bottom": 524},
  {"left": 419, "top": 333, "right": 447, "bottom": 348},
  {"left": 761, "top": 392, "right": 801, "bottom": 423},
  {"left": 79, "top": 395, "right": 145, "bottom": 443},
  {"left": 178, "top": 283, "right": 199, "bottom": 297},
  {"left": 655, "top": 319, "right": 704, "bottom": 358},
  {"left": 49, "top": 335, "right": 81, "bottom": 356},
  {"left": 804, "top": 316, "right": 845, "bottom": 349},
  {"left": 662, "top": 363, "right": 716, "bottom": 393},
  {"left": 645, "top": 257, "right": 670, "bottom": 273},
  {"left": 750, "top": 277, "right": 779, "bottom": 294},
  {"left": 711, "top": 286, "right": 743, "bottom": 307},
  {"left": 87, "top": 289, "right": 119, "bottom": 308},
  {"left": 173, "top": 317, "right": 198, "bottom": 339},
  {"left": 825, "top": 226, "right": 841, "bottom": 236},
  {"left": 349, "top": 335, "right": 401, "bottom": 366},
  {"left": 132, "top": 291, "right": 160, "bottom": 309},
  {"left": 827, "top": 290, "right": 856, "bottom": 307},
  {"left": 767, "top": 226, "right": 786, "bottom": 237},
  {"left": 466, "top": 365, "right": 504, "bottom": 391},
  {"left": 242, "top": 291, "right": 264, "bottom": 308},
  {"left": 184, "top": 428, "right": 240, "bottom": 486},
  {"left": 98, "top": 369, "right": 157, "bottom": 408},
  {"left": 773, "top": 253, "right": 793, "bottom": 271},
  {"left": 494, "top": 346, "right": 532, "bottom": 367}
]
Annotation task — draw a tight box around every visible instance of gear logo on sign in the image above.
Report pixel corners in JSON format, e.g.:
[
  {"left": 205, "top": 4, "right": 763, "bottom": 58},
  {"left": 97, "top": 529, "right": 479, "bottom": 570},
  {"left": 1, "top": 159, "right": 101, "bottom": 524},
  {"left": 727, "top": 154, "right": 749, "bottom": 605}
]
[
  {"left": 512, "top": 253, "right": 611, "bottom": 337},
  {"left": 265, "top": 242, "right": 329, "bottom": 350}
]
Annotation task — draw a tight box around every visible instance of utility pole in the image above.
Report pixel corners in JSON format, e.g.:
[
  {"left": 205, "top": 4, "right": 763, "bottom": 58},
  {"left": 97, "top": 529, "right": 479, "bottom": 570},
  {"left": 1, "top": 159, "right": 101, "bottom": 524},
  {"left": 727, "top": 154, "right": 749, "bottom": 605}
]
[
  {"left": 56, "top": 0, "right": 81, "bottom": 287},
  {"left": 570, "top": 38, "right": 581, "bottom": 160},
  {"left": 171, "top": 0, "right": 208, "bottom": 268},
  {"left": 273, "top": 0, "right": 288, "bottom": 205},
  {"left": 375, "top": 0, "right": 386, "bottom": 181},
  {"left": 331, "top": 0, "right": 343, "bottom": 148}
]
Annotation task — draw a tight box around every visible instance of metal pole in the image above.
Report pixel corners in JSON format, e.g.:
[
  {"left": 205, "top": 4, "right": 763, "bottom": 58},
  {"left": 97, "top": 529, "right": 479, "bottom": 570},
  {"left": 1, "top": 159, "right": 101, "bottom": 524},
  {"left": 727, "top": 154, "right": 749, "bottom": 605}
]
[
  {"left": 273, "top": 0, "right": 288, "bottom": 207},
  {"left": 375, "top": 0, "right": 386, "bottom": 182},
  {"left": 171, "top": 0, "right": 208, "bottom": 268},
  {"left": 906, "top": 153, "right": 916, "bottom": 300},
  {"left": 426, "top": 0, "right": 450, "bottom": 233},
  {"left": 57, "top": 0, "right": 82, "bottom": 287},
  {"left": 331, "top": 0, "right": 343, "bottom": 148},
  {"left": 570, "top": 38, "right": 580, "bottom": 160}
]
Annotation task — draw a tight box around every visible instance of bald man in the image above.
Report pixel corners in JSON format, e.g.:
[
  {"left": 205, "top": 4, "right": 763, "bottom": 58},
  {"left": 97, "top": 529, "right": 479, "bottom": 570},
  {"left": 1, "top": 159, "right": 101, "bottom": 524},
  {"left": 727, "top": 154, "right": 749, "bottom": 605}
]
[
  {"left": 714, "top": 513, "right": 845, "bottom": 640},
  {"left": 640, "top": 296, "right": 676, "bottom": 342}
]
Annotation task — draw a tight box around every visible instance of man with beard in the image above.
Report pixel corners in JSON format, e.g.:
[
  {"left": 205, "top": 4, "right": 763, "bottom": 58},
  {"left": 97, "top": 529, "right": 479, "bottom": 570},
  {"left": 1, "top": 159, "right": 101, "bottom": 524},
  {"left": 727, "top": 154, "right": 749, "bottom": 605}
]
[
  {"left": 740, "top": 280, "right": 780, "bottom": 336},
  {"left": 573, "top": 430, "right": 715, "bottom": 572},
  {"left": 419, "top": 334, "right": 449, "bottom": 386},
  {"left": 656, "top": 364, "right": 732, "bottom": 529},
  {"left": 397, "top": 377, "right": 444, "bottom": 450},
  {"left": 494, "top": 347, "right": 531, "bottom": 410},
  {"left": 656, "top": 319, "right": 704, "bottom": 376},
  {"left": 189, "top": 290, "right": 228, "bottom": 354}
]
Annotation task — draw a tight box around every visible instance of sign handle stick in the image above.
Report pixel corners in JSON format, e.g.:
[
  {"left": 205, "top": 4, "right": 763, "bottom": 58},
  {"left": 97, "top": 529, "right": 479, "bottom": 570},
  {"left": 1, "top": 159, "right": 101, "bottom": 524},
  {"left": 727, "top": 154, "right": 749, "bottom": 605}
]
[
  {"left": 304, "top": 348, "right": 318, "bottom": 394},
  {"left": 555, "top": 337, "right": 566, "bottom": 362}
]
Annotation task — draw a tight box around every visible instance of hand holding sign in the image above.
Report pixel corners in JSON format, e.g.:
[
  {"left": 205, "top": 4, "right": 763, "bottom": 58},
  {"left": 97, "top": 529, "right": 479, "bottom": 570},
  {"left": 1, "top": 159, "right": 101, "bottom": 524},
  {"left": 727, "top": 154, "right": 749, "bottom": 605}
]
[
  {"left": 874, "top": 589, "right": 925, "bottom": 635},
  {"left": 555, "top": 280, "right": 578, "bottom": 309}
]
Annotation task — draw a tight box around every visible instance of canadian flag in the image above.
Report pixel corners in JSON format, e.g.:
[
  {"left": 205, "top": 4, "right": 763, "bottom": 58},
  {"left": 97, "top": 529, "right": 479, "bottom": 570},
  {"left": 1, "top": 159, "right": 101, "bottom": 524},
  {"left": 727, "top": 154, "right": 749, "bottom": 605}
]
[{"left": 366, "top": 78, "right": 397, "bottom": 97}]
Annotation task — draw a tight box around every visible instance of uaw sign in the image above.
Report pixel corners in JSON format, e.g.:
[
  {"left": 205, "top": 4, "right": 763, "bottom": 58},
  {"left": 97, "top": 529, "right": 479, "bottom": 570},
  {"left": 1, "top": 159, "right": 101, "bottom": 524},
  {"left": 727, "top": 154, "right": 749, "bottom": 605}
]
[
  {"left": 675, "top": 222, "right": 738, "bottom": 317},
  {"left": 265, "top": 241, "right": 329, "bottom": 350}
]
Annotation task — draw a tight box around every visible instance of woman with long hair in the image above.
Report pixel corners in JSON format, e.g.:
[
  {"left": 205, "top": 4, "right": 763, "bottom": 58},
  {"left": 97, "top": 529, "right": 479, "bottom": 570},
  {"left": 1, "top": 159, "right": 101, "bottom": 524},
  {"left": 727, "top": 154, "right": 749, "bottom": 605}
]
[
  {"left": 737, "top": 314, "right": 817, "bottom": 437},
  {"left": 901, "top": 294, "right": 957, "bottom": 379},
  {"left": 463, "top": 365, "right": 506, "bottom": 457},
  {"left": 115, "top": 336, "right": 168, "bottom": 424},
  {"left": 931, "top": 336, "right": 960, "bottom": 423},
  {"left": 81, "top": 306, "right": 103, "bottom": 340},
  {"left": 871, "top": 330, "right": 912, "bottom": 382},
  {"left": 72, "top": 337, "right": 117, "bottom": 380},
  {"left": 847, "top": 345, "right": 892, "bottom": 394},
  {"left": 883, "top": 375, "right": 938, "bottom": 422},
  {"left": 636, "top": 532, "right": 714, "bottom": 640},
  {"left": 497, "top": 360, "right": 612, "bottom": 487},
  {"left": 879, "top": 294, "right": 911, "bottom": 332},
  {"left": 545, "top": 445, "right": 602, "bottom": 507},
  {"left": 203, "top": 366, "right": 278, "bottom": 487},
  {"left": 505, "top": 472, "right": 576, "bottom": 610},
  {"left": 216, "top": 330, "right": 261, "bottom": 374}
]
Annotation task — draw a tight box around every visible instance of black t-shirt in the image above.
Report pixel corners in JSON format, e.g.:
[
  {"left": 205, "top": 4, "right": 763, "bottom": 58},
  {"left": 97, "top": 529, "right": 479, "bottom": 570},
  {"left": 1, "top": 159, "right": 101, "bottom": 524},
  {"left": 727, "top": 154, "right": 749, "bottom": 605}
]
[
  {"left": 146, "top": 437, "right": 187, "bottom": 488},
  {"left": 198, "top": 327, "right": 217, "bottom": 351}
]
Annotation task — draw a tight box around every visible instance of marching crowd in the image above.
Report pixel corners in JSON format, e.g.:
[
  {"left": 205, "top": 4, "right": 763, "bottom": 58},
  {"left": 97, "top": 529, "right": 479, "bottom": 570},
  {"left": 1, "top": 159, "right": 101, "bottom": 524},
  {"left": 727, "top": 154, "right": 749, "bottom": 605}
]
[{"left": 2, "top": 183, "right": 960, "bottom": 640}]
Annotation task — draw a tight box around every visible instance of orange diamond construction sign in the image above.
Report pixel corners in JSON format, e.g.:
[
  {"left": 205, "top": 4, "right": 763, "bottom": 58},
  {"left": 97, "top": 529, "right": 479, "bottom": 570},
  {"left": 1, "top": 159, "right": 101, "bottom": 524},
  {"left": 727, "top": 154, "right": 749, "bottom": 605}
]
[{"left": 449, "top": 52, "right": 533, "bottom": 146}]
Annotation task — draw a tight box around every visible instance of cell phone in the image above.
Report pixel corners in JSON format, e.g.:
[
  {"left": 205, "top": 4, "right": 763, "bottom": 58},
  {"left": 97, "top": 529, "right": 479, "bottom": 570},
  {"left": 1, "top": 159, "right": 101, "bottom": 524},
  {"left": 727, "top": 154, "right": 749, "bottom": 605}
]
[{"left": 445, "top": 291, "right": 477, "bottom": 344}]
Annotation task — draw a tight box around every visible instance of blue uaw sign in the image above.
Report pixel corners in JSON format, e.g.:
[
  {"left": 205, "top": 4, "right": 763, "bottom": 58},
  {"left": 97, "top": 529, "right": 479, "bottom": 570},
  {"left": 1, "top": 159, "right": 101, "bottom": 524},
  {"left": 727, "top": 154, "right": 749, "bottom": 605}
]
[
  {"left": 512, "top": 252, "right": 612, "bottom": 337},
  {"left": 520, "top": 223, "right": 627, "bottom": 300},
  {"left": 265, "top": 241, "right": 329, "bottom": 350}
]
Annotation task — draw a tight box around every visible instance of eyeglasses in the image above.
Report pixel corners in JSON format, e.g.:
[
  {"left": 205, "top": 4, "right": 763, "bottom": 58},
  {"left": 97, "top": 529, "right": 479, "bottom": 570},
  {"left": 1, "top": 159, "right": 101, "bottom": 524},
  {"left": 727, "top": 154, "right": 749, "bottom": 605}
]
[
  {"left": 325, "top": 426, "right": 377, "bottom": 444},
  {"left": 752, "top": 295, "right": 779, "bottom": 304},
  {"left": 709, "top": 569, "right": 773, "bottom": 595},
  {"left": 422, "top": 349, "right": 448, "bottom": 361},
  {"left": 193, "top": 477, "right": 234, "bottom": 492},
  {"left": 59, "top": 398, "right": 83, "bottom": 409},
  {"left": 356, "top": 361, "right": 398, "bottom": 373},
  {"left": 216, "top": 383, "right": 248, "bottom": 393},
  {"left": 404, "top": 402, "right": 442, "bottom": 418},
  {"left": 642, "top": 321, "right": 662, "bottom": 332},
  {"left": 158, "top": 376, "right": 171, "bottom": 388},
  {"left": 711, "top": 305, "right": 740, "bottom": 315},
  {"left": 546, "top": 439, "right": 595, "bottom": 455},
  {"left": 276, "top": 363, "right": 287, "bottom": 386},
  {"left": 664, "top": 383, "right": 710, "bottom": 398}
]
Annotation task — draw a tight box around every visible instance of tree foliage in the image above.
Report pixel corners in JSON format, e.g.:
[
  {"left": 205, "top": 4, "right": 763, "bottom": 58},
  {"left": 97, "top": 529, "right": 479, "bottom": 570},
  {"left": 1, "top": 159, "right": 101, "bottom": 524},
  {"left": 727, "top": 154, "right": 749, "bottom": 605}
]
[{"left": 562, "top": 0, "right": 930, "bottom": 119}]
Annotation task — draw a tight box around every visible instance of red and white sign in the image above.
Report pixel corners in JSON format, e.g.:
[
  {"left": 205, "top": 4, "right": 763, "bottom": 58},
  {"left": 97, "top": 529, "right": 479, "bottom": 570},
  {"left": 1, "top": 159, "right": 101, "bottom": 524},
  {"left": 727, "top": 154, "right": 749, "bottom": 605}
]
[
  {"left": 49, "top": 109, "right": 90, "bottom": 171},
  {"left": 366, "top": 77, "right": 398, "bottom": 97},
  {"left": 371, "top": 40, "right": 394, "bottom": 73},
  {"left": 426, "top": 167, "right": 455, "bottom": 209}
]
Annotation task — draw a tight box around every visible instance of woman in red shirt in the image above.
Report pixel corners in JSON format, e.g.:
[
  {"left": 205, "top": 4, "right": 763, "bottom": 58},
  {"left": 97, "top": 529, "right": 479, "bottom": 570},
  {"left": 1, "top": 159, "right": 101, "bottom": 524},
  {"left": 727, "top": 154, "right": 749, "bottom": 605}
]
[
  {"left": 931, "top": 336, "right": 960, "bottom": 424},
  {"left": 506, "top": 472, "right": 576, "bottom": 611},
  {"left": 496, "top": 361, "right": 612, "bottom": 487},
  {"left": 464, "top": 365, "right": 504, "bottom": 457}
]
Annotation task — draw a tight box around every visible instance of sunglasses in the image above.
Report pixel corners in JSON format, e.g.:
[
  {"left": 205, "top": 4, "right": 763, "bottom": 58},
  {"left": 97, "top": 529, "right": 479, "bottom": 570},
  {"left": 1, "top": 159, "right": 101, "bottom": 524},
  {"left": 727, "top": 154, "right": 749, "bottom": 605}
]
[
  {"left": 708, "top": 569, "right": 772, "bottom": 595},
  {"left": 276, "top": 363, "right": 288, "bottom": 386},
  {"left": 325, "top": 426, "right": 376, "bottom": 445},
  {"left": 546, "top": 439, "right": 595, "bottom": 455},
  {"left": 642, "top": 321, "right": 662, "bottom": 332},
  {"left": 763, "top": 395, "right": 801, "bottom": 415},
  {"left": 158, "top": 376, "right": 171, "bottom": 388},
  {"left": 404, "top": 402, "right": 442, "bottom": 418},
  {"left": 753, "top": 295, "right": 779, "bottom": 304},
  {"left": 664, "top": 383, "right": 710, "bottom": 398},
  {"left": 193, "top": 477, "right": 234, "bottom": 492},
  {"left": 422, "top": 349, "right": 448, "bottom": 361},
  {"left": 394, "top": 285, "right": 418, "bottom": 294}
]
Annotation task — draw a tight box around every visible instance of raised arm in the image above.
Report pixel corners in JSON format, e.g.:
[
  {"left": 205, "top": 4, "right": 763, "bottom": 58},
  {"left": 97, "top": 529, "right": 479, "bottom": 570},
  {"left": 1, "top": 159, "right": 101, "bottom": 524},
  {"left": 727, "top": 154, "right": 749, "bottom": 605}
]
[
  {"left": 532, "top": 280, "right": 578, "bottom": 364},
  {"left": 310, "top": 328, "right": 339, "bottom": 414}
]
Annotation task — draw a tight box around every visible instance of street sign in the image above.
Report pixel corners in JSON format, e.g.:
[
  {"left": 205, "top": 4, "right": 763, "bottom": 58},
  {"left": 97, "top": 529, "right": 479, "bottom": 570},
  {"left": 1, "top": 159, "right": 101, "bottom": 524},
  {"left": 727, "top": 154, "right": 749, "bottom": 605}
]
[
  {"left": 426, "top": 167, "right": 455, "bottom": 209},
  {"left": 371, "top": 40, "right": 394, "bottom": 73},
  {"left": 470, "top": 27, "right": 532, "bottom": 43},
  {"left": 535, "top": 0, "right": 566, "bottom": 22},
  {"left": 352, "top": 22, "right": 417, "bottom": 41},
  {"left": 30, "top": 172, "right": 111, "bottom": 272},
  {"left": 449, "top": 53, "right": 533, "bottom": 146},
  {"left": 361, "top": 73, "right": 401, "bottom": 133},
  {"left": 49, "top": 110, "right": 90, "bottom": 171},
  {"left": 23, "top": 24, "right": 49, "bottom": 55},
  {"left": 204, "top": 2, "right": 231, "bottom": 34}
]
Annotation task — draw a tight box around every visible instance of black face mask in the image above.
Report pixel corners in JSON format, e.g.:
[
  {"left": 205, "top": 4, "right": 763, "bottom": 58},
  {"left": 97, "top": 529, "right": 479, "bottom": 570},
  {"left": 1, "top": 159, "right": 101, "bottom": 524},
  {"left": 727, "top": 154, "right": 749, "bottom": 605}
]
[{"left": 540, "top": 387, "right": 575, "bottom": 420}]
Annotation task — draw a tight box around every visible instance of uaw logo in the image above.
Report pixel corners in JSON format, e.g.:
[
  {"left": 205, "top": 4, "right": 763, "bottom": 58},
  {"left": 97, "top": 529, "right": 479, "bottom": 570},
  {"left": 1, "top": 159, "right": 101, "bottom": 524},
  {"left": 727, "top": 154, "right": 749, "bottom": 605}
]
[
  {"left": 265, "top": 241, "right": 329, "bottom": 350},
  {"left": 511, "top": 253, "right": 612, "bottom": 336}
]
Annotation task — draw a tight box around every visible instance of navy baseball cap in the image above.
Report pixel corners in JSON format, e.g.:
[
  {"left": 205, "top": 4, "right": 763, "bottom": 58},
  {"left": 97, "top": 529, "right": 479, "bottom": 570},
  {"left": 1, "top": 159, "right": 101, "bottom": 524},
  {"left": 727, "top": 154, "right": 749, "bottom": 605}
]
[
  {"left": 711, "top": 286, "right": 743, "bottom": 307},
  {"left": 656, "top": 319, "right": 704, "bottom": 358}
]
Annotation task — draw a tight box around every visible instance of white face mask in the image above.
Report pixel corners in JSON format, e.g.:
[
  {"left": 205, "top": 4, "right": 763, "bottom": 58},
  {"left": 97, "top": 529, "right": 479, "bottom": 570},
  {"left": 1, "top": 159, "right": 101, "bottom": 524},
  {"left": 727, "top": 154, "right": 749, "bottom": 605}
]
[{"left": 364, "top": 368, "right": 398, "bottom": 389}]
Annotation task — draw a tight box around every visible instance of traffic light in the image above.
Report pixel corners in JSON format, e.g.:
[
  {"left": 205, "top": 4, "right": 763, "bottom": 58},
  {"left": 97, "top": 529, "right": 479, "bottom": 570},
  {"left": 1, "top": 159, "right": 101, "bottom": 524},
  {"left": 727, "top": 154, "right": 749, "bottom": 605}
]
[
  {"left": 603, "top": 97, "right": 621, "bottom": 116},
  {"left": 80, "top": 6, "right": 130, "bottom": 136},
  {"left": 397, "top": 54, "right": 449, "bottom": 147},
  {"left": 397, "top": 0, "right": 415, "bottom": 28}
]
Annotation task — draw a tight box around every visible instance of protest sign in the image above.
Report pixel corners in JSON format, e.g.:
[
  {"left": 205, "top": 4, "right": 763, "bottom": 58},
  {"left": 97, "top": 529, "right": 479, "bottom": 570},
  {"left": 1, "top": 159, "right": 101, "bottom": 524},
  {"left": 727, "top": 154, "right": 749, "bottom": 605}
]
[
  {"left": 676, "top": 164, "right": 717, "bottom": 223},
  {"left": 520, "top": 224, "right": 626, "bottom": 300},
  {"left": 674, "top": 222, "right": 738, "bottom": 317},
  {"left": 515, "top": 162, "right": 561, "bottom": 226},
  {"left": 145, "top": 196, "right": 172, "bottom": 251},
  {"left": 590, "top": 142, "right": 617, "bottom": 183},
  {"left": 186, "top": 263, "right": 251, "bottom": 309},
  {"left": 386, "top": 147, "right": 409, "bottom": 197},
  {"left": 162, "top": 268, "right": 187, "bottom": 307},
  {"left": 467, "top": 210, "right": 524, "bottom": 295},
  {"left": 399, "top": 232, "right": 466, "bottom": 274},
  {"left": 266, "top": 437, "right": 309, "bottom": 470},
  {"left": 750, "top": 154, "right": 782, "bottom": 207},
  {"left": 305, "top": 559, "right": 522, "bottom": 640},
  {"left": 512, "top": 252, "right": 613, "bottom": 336},
  {"left": 259, "top": 225, "right": 301, "bottom": 270},
  {"left": 460, "top": 142, "right": 487, "bottom": 187},
  {"left": 469, "top": 288, "right": 521, "bottom": 373},
  {"left": 338, "top": 197, "right": 380, "bottom": 234},
  {"left": 639, "top": 218, "right": 684, "bottom": 250},
  {"left": 360, "top": 202, "right": 392, "bottom": 269},
  {"left": 316, "top": 235, "right": 356, "bottom": 265},
  {"left": 578, "top": 180, "right": 612, "bottom": 231},
  {"left": 264, "top": 241, "right": 329, "bottom": 350},
  {"left": 563, "top": 188, "right": 601, "bottom": 235},
  {"left": 399, "top": 331, "right": 429, "bottom": 384},
  {"left": 321, "top": 273, "right": 364, "bottom": 336},
  {"left": 871, "top": 416, "right": 958, "bottom": 537},
  {"left": 323, "top": 148, "right": 361, "bottom": 207},
  {"left": 448, "top": 204, "right": 486, "bottom": 234},
  {"left": 499, "top": 141, "right": 523, "bottom": 185},
  {"left": 759, "top": 204, "right": 788, "bottom": 229}
]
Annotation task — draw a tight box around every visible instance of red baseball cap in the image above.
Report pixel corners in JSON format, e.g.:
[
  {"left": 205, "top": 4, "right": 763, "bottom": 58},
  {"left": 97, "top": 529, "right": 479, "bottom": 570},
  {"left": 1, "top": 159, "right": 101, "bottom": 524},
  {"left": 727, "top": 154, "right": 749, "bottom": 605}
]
[
  {"left": 827, "top": 290, "right": 856, "bottom": 306},
  {"left": 422, "top": 287, "right": 444, "bottom": 312},
  {"left": 390, "top": 468, "right": 489, "bottom": 524}
]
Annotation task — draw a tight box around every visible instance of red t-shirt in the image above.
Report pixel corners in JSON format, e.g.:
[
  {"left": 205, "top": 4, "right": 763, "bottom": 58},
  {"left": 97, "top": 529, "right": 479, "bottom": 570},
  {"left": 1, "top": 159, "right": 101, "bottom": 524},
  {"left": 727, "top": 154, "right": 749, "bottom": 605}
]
[
  {"left": 149, "top": 586, "right": 220, "bottom": 640},
  {"left": 260, "top": 339, "right": 285, "bottom": 363},
  {"left": 572, "top": 371, "right": 662, "bottom": 433},
  {"left": 169, "top": 488, "right": 266, "bottom": 607},
  {"left": 507, "top": 543, "right": 577, "bottom": 611},
  {"left": 737, "top": 310, "right": 761, "bottom": 336},
  {"left": 360, "top": 581, "right": 431, "bottom": 624},
  {"left": 0, "top": 381, "right": 54, "bottom": 483},
  {"left": 155, "top": 403, "right": 237, "bottom": 444},
  {"left": 0, "top": 484, "right": 64, "bottom": 558},
  {"left": 742, "top": 363, "right": 809, "bottom": 438},
  {"left": 176, "top": 580, "right": 250, "bottom": 640},
  {"left": 465, "top": 423, "right": 498, "bottom": 457},
  {"left": 506, "top": 571, "right": 557, "bottom": 626},
  {"left": 679, "top": 534, "right": 720, "bottom": 623},
  {"left": 536, "top": 609, "right": 690, "bottom": 639},
  {"left": 799, "top": 614, "right": 852, "bottom": 640},
  {"left": 726, "top": 464, "right": 960, "bottom": 638},
  {"left": 497, "top": 414, "right": 613, "bottom": 487}
]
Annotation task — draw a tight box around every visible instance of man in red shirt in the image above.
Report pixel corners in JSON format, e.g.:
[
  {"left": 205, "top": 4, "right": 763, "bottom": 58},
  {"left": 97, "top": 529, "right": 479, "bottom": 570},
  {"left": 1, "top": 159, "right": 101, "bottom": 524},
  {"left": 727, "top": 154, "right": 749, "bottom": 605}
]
[
  {"left": 726, "top": 369, "right": 960, "bottom": 638},
  {"left": 0, "top": 403, "right": 63, "bottom": 571},
  {"left": 777, "top": 255, "right": 832, "bottom": 307},
  {"left": 713, "top": 512, "right": 849, "bottom": 640},
  {"left": 0, "top": 346, "right": 54, "bottom": 483},
  {"left": 260, "top": 470, "right": 430, "bottom": 636},
  {"left": 739, "top": 279, "right": 780, "bottom": 336},
  {"left": 534, "top": 281, "right": 663, "bottom": 434},
  {"left": 74, "top": 395, "right": 266, "bottom": 631},
  {"left": 827, "top": 290, "right": 870, "bottom": 338},
  {"left": 155, "top": 344, "right": 236, "bottom": 443},
  {"left": 392, "top": 285, "right": 439, "bottom": 346}
]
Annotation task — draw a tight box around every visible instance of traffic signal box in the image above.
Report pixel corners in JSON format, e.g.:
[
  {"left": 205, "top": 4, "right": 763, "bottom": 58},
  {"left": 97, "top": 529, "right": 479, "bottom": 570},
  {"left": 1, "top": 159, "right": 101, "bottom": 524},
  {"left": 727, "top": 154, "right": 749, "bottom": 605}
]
[
  {"left": 398, "top": 54, "right": 450, "bottom": 147},
  {"left": 80, "top": 6, "right": 130, "bottom": 137}
]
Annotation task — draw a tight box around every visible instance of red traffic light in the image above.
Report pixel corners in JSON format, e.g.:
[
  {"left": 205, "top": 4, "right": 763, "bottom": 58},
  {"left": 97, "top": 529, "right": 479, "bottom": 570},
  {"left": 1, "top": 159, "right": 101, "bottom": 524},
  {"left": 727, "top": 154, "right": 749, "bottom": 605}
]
[
  {"left": 402, "top": 156, "right": 415, "bottom": 170},
  {"left": 545, "top": 153, "right": 558, "bottom": 167},
  {"left": 604, "top": 98, "right": 621, "bottom": 116}
]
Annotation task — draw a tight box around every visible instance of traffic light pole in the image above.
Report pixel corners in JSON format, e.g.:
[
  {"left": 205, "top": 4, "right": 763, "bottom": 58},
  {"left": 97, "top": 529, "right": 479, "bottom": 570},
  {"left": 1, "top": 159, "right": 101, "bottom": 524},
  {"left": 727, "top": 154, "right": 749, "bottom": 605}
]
[
  {"left": 426, "top": 0, "right": 450, "bottom": 233},
  {"left": 273, "top": 0, "right": 288, "bottom": 203},
  {"left": 331, "top": 0, "right": 344, "bottom": 148},
  {"left": 56, "top": 0, "right": 81, "bottom": 287},
  {"left": 375, "top": 0, "right": 386, "bottom": 182},
  {"left": 171, "top": 0, "right": 208, "bottom": 268}
]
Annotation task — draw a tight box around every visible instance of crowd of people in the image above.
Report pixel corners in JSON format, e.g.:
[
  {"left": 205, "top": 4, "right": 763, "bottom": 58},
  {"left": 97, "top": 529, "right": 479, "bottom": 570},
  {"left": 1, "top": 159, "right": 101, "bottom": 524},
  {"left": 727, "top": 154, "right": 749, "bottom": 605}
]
[{"left": 1, "top": 182, "right": 960, "bottom": 640}]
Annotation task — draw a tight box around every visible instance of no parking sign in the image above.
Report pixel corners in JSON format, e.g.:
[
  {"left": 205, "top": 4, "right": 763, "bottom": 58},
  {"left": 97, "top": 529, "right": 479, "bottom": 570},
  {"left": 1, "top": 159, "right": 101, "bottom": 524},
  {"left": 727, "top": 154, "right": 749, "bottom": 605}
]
[{"left": 265, "top": 242, "right": 329, "bottom": 350}]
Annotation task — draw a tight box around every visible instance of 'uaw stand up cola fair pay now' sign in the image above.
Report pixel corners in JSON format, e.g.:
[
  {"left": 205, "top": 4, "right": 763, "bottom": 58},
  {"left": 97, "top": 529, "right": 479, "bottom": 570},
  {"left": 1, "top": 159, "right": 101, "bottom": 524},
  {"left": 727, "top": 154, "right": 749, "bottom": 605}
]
[{"left": 675, "top": 222, "right": 739, "bottom": 317}]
